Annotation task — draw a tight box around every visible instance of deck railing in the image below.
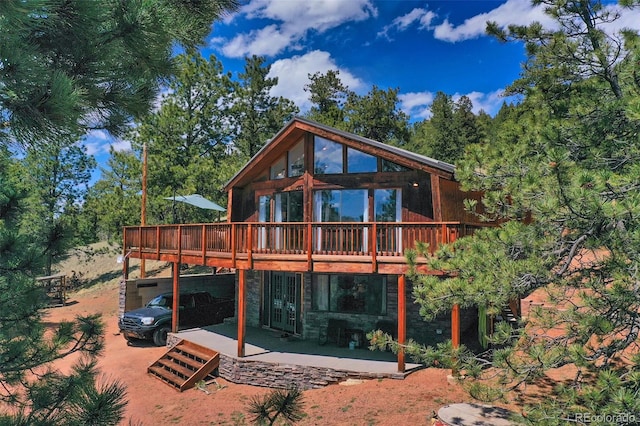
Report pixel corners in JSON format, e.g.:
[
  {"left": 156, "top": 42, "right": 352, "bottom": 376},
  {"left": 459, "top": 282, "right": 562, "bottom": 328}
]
[{"left": 124, "top": 222, "right": 482, "bottom": 260}]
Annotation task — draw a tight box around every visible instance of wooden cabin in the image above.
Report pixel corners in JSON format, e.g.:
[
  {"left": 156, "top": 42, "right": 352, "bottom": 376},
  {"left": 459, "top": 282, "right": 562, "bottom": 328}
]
[{"left": 123, "top": 117, "right": 488, "bottom": 373}]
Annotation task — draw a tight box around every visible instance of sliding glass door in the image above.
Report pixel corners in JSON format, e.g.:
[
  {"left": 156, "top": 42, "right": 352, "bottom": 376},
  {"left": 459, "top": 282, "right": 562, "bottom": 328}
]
[
  {"left": 313, "top": 189, "right": 368, "bottom": 253},
  {"left": 257, "top": 192, "right": 303, "bottom": 251},
  {"left": 374, "top": 188, "right": 402, "bottom": 253}
]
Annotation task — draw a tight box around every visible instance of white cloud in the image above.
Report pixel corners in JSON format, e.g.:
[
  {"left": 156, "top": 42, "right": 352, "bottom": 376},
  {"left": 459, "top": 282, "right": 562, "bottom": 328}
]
[
  {"left": 89, "top": 129, "right": 110, "bottom": 142},
  {"left": 82, "top": 130, "right": 130, "bottom": 157},
  {"left": 267, "top": 50, "right": 364, "bottom": 113},
  {"left": 428, "top": 0, "right": 640, "bottom": 43},
  {"left": 242, "top": 0, "right": 376, "bottom": 32},
  {"left": 222, "top": 25, "right": 298, "bottom": 57},
  {"left": 599, "top": 4, "right": 640, "bottom": 33},
  {"left": 215, "top": 0, "right": 376, "bottom": 57},
  {"left": 110, "top": 139, "right": 132, "bottom": 152},
  {"left": 375, "top": 0, "right": 640, "bottom": 46},
  {"left": 400, "top": 89, "right": 510, "bottom": 120},
  {"left": 399, "top": 91, "right": 435, "bottom": 120},
  {"left": 433, "top": 0, "right": 552, "bottom": 42},
  {"left": 83, "top": 130, "right": 110, "bottom": 156},
  {"left": 378, "top": 8, "right": 436, "bottom": 39},
  {"left": 453, "top": 90, "right": 507, "bottom": 116}
]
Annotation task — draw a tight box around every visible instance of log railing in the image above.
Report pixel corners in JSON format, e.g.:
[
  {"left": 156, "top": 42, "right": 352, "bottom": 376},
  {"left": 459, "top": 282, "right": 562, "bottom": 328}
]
[{"left": 124, "top": 222, "right": 482, "bottom": 260}]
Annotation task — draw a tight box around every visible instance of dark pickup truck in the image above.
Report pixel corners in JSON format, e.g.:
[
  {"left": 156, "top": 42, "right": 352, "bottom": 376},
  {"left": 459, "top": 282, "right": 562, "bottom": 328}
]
[{"left": 118, "top": 291, "right": 235, "bottom": 346}]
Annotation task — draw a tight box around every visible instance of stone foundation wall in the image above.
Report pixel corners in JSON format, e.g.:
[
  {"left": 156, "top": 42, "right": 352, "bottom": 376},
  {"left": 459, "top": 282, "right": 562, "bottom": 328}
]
[
  {"left": 406, "top": 278, "right": 478, "bottom": 347},
  {"left": 237, "top": 270, "right": 262, "bottom": 328},
  {"left": 218, "top": 354, "right": 405, "bottom": 390}
]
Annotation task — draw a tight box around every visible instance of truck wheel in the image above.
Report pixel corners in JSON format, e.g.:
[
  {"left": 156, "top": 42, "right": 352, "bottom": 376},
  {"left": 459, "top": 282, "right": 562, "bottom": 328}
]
[
  {"left": 153, "top": 326, "right": 170, "bottom": 346},
  {"left": 124, "top": 334, "right": 138, "bottom": 343}
]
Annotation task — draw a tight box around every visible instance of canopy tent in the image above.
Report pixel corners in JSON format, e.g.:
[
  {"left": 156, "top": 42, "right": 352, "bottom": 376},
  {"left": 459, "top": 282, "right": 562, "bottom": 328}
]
[{"left": 164, "top": 194, "right": 226, "bottom": 212}]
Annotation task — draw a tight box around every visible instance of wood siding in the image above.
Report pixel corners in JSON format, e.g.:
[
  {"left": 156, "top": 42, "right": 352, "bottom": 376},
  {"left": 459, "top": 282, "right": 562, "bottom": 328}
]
[{"left": 439, "top": 178, "right": 485, "bottom": 224}]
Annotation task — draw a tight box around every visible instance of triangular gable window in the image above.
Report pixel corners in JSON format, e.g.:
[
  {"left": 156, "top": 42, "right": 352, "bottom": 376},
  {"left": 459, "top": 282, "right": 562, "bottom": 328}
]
[{"left": 347, "top": 147, "right": 376, "bottom": 173}]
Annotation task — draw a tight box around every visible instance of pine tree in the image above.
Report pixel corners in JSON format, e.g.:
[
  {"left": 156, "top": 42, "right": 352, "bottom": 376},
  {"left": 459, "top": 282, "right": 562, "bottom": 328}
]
[
  {"left": 1, "top": 0, "right": 238, "bottom": 144},
  {"left": 130, "top": 51, "right": 238, "bottom": 225},
  {"left": 408, "top": 92, "right": 481, "bottom": 163},
  {"left": 0, "top": 1, "right": 239, "bottom": 423},
  {"left": 82, "top": 147, "right": 142, "bottom": 242},
  {"left": 231, "top": 55, "right": 299, "bottom": 160},
  {"left": 376, "top": 1, "right": 640, "bottom": 422},
  {"left": 344, "top": 85, "right": 411, "bottom": 145},
  {"left": 18, "top": 135, "right": 96, "bottom": 275},
  {"left": 304, "top": 70, "right": 352, "bottom": 128}
]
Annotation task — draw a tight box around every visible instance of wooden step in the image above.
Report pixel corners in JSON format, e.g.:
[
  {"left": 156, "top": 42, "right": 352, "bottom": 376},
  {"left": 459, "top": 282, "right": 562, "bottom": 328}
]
[
  {"left": 166, "top": 351, "right": 203, "bottom": 370},
  {"left": 148, "top": 365, "right": 185, "bottom": 390},
  {"left": 148, "top": 340, "right": 220, "bottom": 392},
  {"left": 175, "top": 341, "right": 214, "bottom": 361},
  {"left": 156, "top": 358, "right": 195, "bottom": 378}
]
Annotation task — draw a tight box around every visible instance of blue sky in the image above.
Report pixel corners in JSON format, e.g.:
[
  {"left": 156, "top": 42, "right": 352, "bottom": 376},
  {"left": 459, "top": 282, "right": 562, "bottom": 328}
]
[{"left": 86, "top": 0, "right": 640, "bottom": 171}]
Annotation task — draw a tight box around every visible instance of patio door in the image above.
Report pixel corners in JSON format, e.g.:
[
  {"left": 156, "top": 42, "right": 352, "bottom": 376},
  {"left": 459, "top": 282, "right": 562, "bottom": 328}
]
[
  {"left": 258, "top": 192, "right": 303, "bottom": 251},
  {"left": 313, "top": 189, "right": 368, "bottom": 253},
  {"left": 268, "top": 272, "right": 301, "bottom": 334},
  {"left": 375, "top": 189, "right": 402, "bottom": 253}
]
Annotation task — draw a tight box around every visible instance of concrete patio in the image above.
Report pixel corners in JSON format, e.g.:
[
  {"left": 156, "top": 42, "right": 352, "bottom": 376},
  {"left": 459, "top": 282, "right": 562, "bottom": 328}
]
[{"left": 167, "top": 322, "right": 423, "bottom": 389}]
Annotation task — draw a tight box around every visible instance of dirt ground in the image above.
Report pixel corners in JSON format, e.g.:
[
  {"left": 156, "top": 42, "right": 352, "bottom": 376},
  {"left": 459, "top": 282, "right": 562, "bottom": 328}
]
[{"left": 44, "top": 244, "right": 508, "bottom": 425}]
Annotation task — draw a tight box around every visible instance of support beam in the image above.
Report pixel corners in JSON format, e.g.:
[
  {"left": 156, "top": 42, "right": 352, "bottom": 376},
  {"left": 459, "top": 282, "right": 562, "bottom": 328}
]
[
  {"left": 451, "top": 303, "right": 461, "bottom": 377},
  {"left": 237, "top": 269, "right": 246, "bottom": 357},
  {"left": 451, "top": 304, "right": 460, "bottom": 348},
  {"left": 172, "top": 262, "right": 181, "bottom": 333},
  {"left": 122, "top": 253, "right": 129, "bottom": 280},
  {"left": 431, "top": 174, "right": 442, "bottom": 221},
  {"left": 397, "top": 274, "right": 406, "bottom": 373}
]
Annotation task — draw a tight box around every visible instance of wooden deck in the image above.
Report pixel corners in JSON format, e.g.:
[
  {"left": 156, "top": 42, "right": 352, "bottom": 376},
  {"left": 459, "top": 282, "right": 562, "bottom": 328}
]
[{"left": 124, "top": 222, "right": 482, "bottom": 274}]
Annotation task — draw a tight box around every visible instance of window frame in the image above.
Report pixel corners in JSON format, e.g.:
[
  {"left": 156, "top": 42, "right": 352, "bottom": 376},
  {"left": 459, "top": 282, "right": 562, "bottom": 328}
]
[{"left": 311, "top": 274, "right": 387, "bottom": 315}]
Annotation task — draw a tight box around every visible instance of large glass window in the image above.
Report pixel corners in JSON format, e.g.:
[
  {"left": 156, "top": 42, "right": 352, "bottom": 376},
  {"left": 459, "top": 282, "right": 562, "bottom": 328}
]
[
  {"left": 258, "top": 195, "right": 271, "bottom": 222},
  {"left": 381, "top": 159, "right": 410, "bottom": 172},
  {"left": 312, "top": 274, "right": 387, "bottom": 315},
  {"left": 260, "top": 192, "right": 303, "bottom": 223},
  {"left": 375, "top": 189, "right": 401, "bottom": 222},
  {"left": 375, "top": 189, "right": 402, "bottom": 253},
  {"left": 314, "top": 190, "right": 368, "bottom": 222},
  {"left": 314, "top": 136, "right": 343, "bottom": 174},
  {"left": 347, "top": 147, "right": 377, "bottom": 173},
  {"left": 270, "top": 156, "right": 286, "bottom": 180},
  {"left": 288, "top": 139, "right": 305, "bottom": 177},
  {"left": 275, "top": 191, "right": 303, "bottom": 222}
]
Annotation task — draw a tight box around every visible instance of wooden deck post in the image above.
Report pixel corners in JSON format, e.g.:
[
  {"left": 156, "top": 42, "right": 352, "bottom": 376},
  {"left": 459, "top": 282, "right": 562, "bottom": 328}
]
[
  {"left": 451, "top": 304, "right": 460, "bottom": 348},
  {"left": 397, "top": 274, "right": 406, "bottom": 373},
  {"left": 451, "top": 303, "right": 461, "bottom": 377},
  {"left": 172, "top": 262, "right": 181, "bottom": 333},
  {"left": 156, "top": 226, "right": 160, "bottom": 259},
  {"left": 122, "top": 255, "right": 129, "bottom": 280},
  {"left": 371, "top": 222, "right": 377, "bottom": 273},
  {"left": 237, "top": 269, "right": 246, "bottom": 357},
  {"left": 306, "top": 222, "right": 312, "bottom": 271},
  {"left": 201, "top": 224, "right": 206, "bottom": 264},
  {"left": 231, "top": 223, "right": 237, "bottom": 268},
  {"left": 247, "top": 224, "right": 253, "bottom": 269},
  {"left": 122, "top": 228, "right": 129, "bottom": 280}
]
